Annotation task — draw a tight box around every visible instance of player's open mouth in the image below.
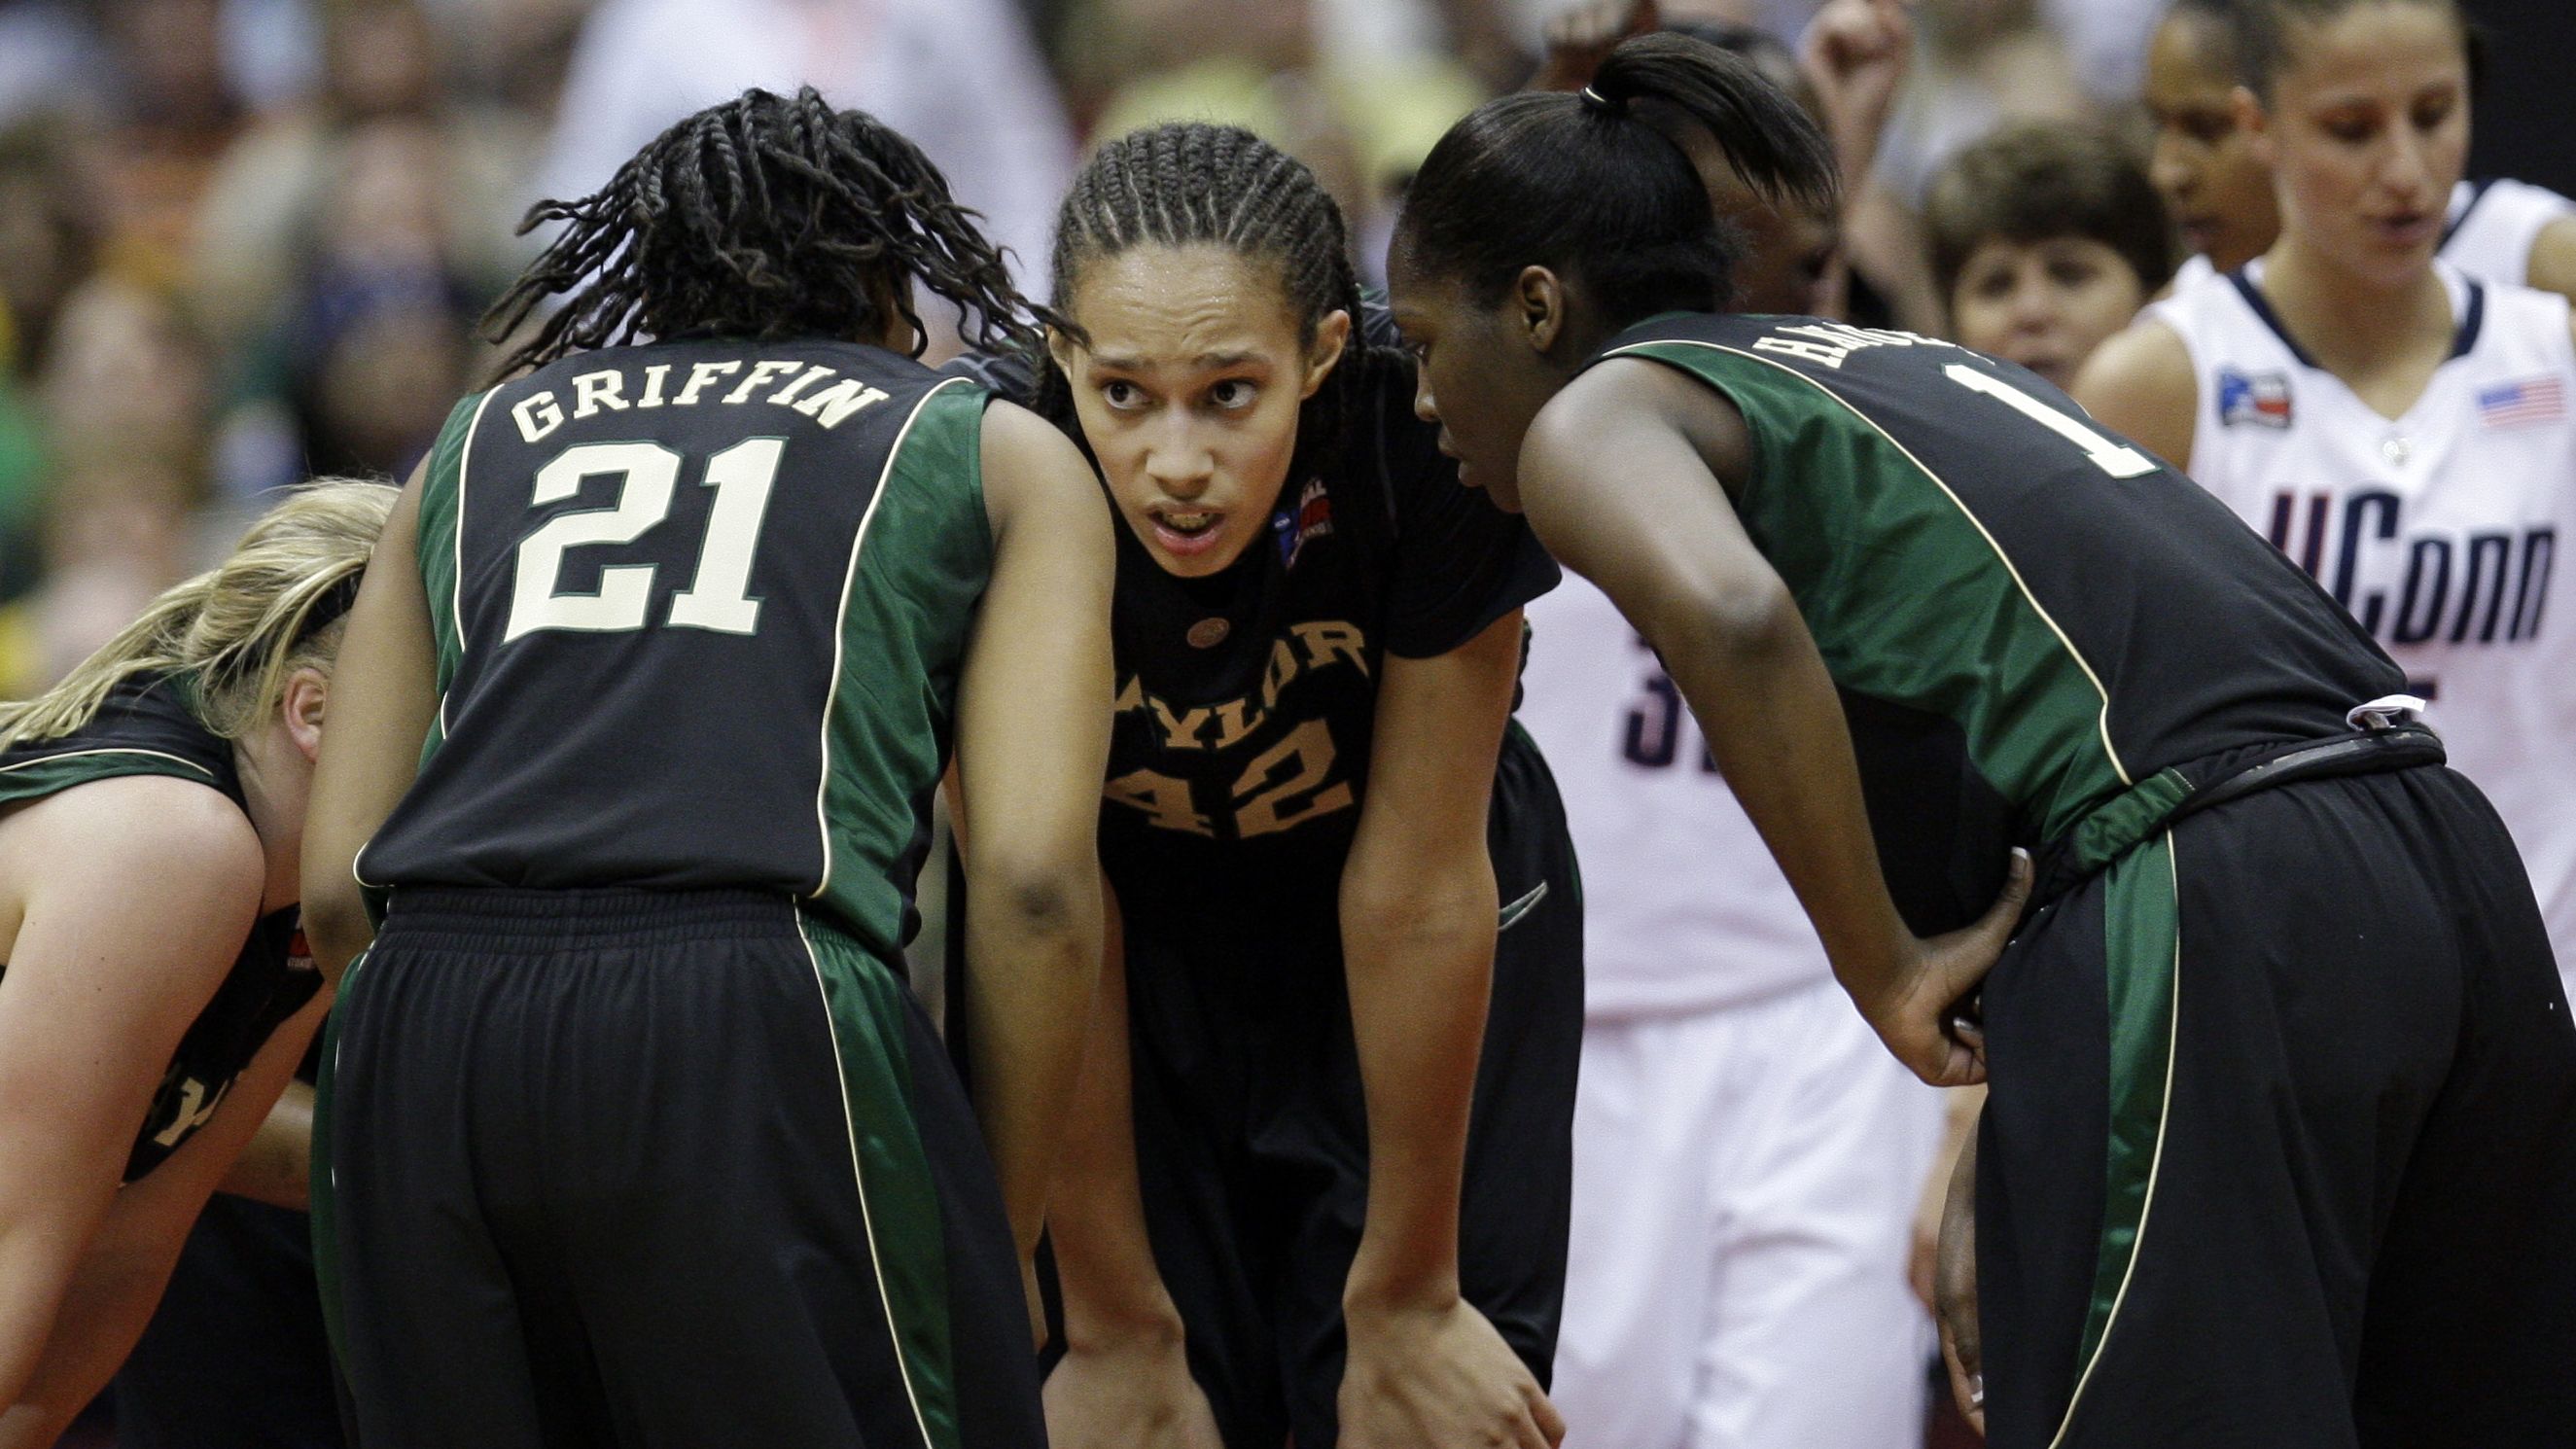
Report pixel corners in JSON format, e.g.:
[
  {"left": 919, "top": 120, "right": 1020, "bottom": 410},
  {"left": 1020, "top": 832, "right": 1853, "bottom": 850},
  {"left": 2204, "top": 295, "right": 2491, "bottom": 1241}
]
[{"left": 1150, "top": 508, "right": 1226, "bottom": 556}]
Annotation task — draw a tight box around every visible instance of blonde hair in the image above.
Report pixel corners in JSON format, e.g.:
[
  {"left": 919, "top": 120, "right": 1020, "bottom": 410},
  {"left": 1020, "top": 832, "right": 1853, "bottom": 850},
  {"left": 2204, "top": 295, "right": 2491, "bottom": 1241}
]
[{"left": 0, "top": 479, "right": 397, "bottom": 751}]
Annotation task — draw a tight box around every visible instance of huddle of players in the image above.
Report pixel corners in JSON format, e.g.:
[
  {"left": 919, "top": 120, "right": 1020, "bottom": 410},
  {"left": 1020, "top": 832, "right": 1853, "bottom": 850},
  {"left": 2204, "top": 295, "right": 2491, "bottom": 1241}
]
[{"left": 2, "top": 7, "right": 2572, "bottom": 1449}]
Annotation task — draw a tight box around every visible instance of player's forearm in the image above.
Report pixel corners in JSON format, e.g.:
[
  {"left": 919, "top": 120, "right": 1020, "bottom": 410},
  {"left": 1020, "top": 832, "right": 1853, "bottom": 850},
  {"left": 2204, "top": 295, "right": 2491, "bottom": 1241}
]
[
  {"left": 1656, "top": 580, "right": 1916, "bottom": 1011},
  {"left": 1047, "top": 927, "right": 1186, "bottom": 1349},
  {"left": 0, "top": 1232, "right": 183, "bottom": 1449},
  {"left": 1337, "top": 864, "right": 1498, "bottom": 1310},
  {"left": 964, "top": 863, "right": 1104, "bottom": 1259},
  {"left": 217, "top": 1080, "right": 313, "bottom": 1211}
]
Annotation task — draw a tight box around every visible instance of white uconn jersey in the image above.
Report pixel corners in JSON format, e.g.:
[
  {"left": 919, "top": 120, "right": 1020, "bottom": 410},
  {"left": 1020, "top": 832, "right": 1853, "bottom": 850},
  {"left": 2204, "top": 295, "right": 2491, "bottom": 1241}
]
[
  {"left": 2445, "top": 177, "right": 2576, "bottom": 287},
  {"left": 2148, "top": 260, "right": 2576, "bottom": 983},
  {"left": 1521, "top": 576, "right": 1824, "bottom": 1017}
]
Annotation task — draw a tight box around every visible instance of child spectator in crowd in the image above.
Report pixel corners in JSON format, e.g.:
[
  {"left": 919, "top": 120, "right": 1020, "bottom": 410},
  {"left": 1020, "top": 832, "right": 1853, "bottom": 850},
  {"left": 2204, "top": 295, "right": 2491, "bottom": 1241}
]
[{"left": 1925, "top": 121, "right": 2177, "bottom": 390}]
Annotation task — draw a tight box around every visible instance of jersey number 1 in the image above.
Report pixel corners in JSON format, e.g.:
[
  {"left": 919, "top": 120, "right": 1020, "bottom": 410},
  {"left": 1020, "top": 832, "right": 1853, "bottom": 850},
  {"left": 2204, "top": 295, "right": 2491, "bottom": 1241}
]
[
  {"left": 1942, "top": 364, "right": 2157, "bottom": 479},
  {"left": 505, "top": 438, "right": 782, "bottom": 641}
]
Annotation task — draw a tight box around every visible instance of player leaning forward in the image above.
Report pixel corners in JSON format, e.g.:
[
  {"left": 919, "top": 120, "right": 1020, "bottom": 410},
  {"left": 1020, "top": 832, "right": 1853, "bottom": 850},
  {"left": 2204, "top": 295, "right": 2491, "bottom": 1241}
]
[
  {"left": 1386, "top": 34, "right": 2576, "bottom": 1449},
  {"left": 300, "top": 88, "right": 1115, "bottom": 1448}
]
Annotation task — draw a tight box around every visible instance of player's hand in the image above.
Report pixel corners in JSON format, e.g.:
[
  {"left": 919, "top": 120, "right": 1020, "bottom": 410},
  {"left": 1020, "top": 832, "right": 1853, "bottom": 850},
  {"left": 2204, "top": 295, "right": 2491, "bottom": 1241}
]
[
  {"left": 1934, "top": 1126, "right": 1986, "bottom": 1435},
  {"left": 1339, "top": 1295, "right": 1565, "bottom": 1449},
  {"left": 1532, "top": 0, "right": 1660, "bottom": 92},
  {"left": 1870, "top": 848, "right": 2029, "bottom": 1087},
  {"left": 1042, "top": 1328, "right": 1224, "bottom": 1449}
]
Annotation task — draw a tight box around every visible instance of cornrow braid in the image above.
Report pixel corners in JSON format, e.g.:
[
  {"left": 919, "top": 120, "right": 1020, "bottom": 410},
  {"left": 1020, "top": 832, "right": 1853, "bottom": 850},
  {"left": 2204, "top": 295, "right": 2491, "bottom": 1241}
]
[
  {"left": 1033, "top": 123, "right": 1390, "bottom": 487},
  {"left": 485, "top": 87, "right": 1065, "bottom": 378}
]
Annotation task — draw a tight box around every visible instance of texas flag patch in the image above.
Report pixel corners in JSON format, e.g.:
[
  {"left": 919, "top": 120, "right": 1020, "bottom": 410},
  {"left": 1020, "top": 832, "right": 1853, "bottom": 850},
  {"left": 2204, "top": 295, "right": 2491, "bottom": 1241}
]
[
  {"left": 2477, "top": 375, "right": 2566, "bottom": 429},
  {"left": 2218, "top": 369, "right": 2294, "bottom": 429}
]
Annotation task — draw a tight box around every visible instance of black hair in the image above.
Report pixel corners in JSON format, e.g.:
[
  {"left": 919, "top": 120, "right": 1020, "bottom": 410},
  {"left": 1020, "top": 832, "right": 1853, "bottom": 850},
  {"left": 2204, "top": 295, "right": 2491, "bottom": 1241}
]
[
  {"left": 485, "top": 86, "right": 1057, "bottom": 377},
  {"left": 1397, "top": 33, "right": 1837, "bottom": 324},
  {"left": 1923, "top": 122, "right": 2178, "bottom": 300},
  {"left": 1664, "top": 19, "right": 1823, "bottom": 119},
  {"left": 2226, "top": 0, "right": 2476, "bottom": 98},
  {"left": 1036, "top": 122, "right": 1383, "bottom": 488}
]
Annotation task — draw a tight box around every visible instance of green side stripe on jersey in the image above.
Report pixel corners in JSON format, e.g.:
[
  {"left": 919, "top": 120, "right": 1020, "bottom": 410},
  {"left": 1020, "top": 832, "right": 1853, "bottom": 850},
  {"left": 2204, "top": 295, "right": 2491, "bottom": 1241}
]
[
  {"left": 415, "top": 388, "right": 488, "bottom": 748},
  {"left": 1607, "top": 340, "right": 2133, "bottom": 842},
  {"left": 811, "top": 379, "right": 991, "bottom": 957},
  {"left": 2056, "top": 832, "right": 2180, "bottom": 1446},
  {"left": 796, "top": 915, "right": 961, "bottom": 1449}
]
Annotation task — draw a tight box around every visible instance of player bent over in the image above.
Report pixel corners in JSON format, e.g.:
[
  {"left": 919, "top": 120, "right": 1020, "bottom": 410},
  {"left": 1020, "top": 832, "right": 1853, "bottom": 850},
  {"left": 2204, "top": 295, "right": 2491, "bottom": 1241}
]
[
  {"left": 301, "top": 88, "right": 1114, "bottom": 1449},
  {"left": 1388, "top": 35, "right": 2576, "bottom": 1449}
]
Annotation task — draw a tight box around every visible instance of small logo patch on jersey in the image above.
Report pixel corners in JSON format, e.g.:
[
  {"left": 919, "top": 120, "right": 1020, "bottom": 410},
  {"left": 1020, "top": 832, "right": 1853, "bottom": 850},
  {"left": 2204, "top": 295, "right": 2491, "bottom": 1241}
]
[
  {"left": 2478, "top": 374, "right": 2566, "bottom": 429},
  {"left": 1273, "top": 477, "right": 1333, "bottom": 571},
  {"left": 1186, "top": 617, "right": 1230, "bottom": 649},
  {"left": 2218, "top": 369, "right": 2294, "bottom": 429}
]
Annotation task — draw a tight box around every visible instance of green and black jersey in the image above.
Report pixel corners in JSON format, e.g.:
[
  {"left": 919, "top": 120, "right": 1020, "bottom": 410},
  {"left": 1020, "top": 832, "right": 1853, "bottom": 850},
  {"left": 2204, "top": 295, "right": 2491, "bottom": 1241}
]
[
  {"left": 1591, "top": 312, "right": 2405, "bottom": 932},
  {"left": 0, "top": 675, "right": 311, "bottom": 1181},
  {"left": 358, "top": 338, "right": 995, "bottom": 962}
]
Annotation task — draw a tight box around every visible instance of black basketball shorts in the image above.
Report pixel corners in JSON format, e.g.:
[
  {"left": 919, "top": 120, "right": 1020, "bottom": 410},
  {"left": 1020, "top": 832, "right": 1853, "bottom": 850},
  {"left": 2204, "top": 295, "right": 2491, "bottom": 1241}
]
[{"left": 314, "top": 888, "right": 1042, "bottom": 1449}]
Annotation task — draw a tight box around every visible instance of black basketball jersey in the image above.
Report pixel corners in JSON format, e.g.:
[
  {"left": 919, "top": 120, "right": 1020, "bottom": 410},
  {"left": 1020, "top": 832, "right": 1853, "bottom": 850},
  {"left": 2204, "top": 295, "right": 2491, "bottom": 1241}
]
[
  {"left": 1593, "top": 312, "right": 2405, "bottom": 931},
  {"left": 0, "top": 675, "right": 312, "bottom": 1182},
  {"left": 955, "top": 306, "right": 1558, "bottom": 938},
  {"left": 359, "top": 338, "right": 995, "bottom": 961}
]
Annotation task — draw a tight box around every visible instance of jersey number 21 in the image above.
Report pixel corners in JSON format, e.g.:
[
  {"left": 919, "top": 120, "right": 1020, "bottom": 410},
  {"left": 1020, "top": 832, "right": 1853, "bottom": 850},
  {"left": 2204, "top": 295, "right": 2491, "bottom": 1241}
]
[{"left": 505, "top": 438, "right": 783, "bottom": 641}]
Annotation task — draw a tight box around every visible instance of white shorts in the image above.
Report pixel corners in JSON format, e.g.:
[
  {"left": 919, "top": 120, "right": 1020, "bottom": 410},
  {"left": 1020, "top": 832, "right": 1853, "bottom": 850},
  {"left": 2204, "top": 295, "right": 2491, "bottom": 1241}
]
[{"left": 1553, "top": 978, "right": 1944, "bottom": 1449}]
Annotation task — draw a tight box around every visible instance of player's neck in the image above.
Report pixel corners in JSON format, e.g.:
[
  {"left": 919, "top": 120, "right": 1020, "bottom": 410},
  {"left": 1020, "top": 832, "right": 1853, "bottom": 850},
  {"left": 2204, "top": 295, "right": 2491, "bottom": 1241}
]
[
  {"left": 2258, "top": 238, "right": 2453, "bottom": 389},
  {"left": 230, "top": 735, "right": 306, "bottom": 914}
]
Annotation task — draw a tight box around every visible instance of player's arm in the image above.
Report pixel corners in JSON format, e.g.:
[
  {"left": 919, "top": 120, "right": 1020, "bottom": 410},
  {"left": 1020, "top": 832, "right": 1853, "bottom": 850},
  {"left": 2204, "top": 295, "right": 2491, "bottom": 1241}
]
[
  {"left": 0, "top": 778, "right": 265, "bottom": 1438},
  {"left": 1335, "top": 609, "right": 1561, "bottom": 1449},
  {"left": 301, "top": 460, "right": 439, "bottom": 982},
  {"left": 2523, "top": 216, "right": 2576, "bottom": 304},
  {"left": 955, "top": 401, "right": 1115, "bottom": 1276},
  {"left": 216, "top": 1079, "right": 313, "bottom": 1211},
  {"left": 0, "top": 988, "right": 323, "bottom": 1449},
  {"left": 1519, "top": 361, "right": 2026, "bottom": 1087},
  {"left": 2069, "top": 318, "right": 2199, "bottom": 474},
  {"left": 1040, "top": 883, "right": 1225, "bottom": 1448}
]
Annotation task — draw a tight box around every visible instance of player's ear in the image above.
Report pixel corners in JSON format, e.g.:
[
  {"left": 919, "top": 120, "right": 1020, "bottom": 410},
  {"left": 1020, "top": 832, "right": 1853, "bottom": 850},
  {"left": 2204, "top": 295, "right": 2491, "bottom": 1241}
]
[
  {"left": 283, "top": 666, "right": 329, "bottom": 762},
  {"left": 1045, "top": 325, "right": 1081, "bottom": 380},
  {"left": 2232, "top": 85, "right": 2276, "bottom": 165},
  {"left": 1515, "top": 265, "right": 1569, "bottom": 356},
  {"left": 1300, "top": 308, "right": 1352, "bottom": 400}
]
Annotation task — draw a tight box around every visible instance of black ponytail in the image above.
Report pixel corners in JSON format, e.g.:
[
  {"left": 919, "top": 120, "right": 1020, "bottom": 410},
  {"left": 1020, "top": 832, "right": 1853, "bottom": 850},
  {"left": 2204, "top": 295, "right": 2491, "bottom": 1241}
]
[{"left": 1397, "top": 32, "right": 1836, "bottom": 323}]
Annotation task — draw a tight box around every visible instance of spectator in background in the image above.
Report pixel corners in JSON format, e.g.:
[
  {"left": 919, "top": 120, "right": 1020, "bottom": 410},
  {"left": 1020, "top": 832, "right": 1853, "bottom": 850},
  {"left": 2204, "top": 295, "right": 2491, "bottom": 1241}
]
[
  {"left": 0, "top": 119, "right": 101, "bottom": 604},
  {"left": 1076, "top": 0, "right": 1490, "bottom": 280},
  {"left": 1924, "top": 122, "right": 2175, "bottom": 390},
  {"left": 535, "top": 0, "right": 1076, "bottom": 298}
]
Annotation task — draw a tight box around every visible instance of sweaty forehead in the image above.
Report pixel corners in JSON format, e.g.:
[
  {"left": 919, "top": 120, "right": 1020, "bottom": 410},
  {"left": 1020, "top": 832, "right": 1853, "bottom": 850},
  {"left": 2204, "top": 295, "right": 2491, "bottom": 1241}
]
[
  {"left": 1066, "top": 243, "right": 1300, "bottom": 368},
  {"left": 2278, "top": 3, "right": 2466, "bottom": 95}
]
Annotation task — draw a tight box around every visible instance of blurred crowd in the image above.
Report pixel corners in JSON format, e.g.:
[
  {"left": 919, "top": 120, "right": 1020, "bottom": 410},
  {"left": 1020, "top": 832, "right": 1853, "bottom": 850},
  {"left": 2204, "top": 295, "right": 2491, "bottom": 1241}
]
[{"left": 0, "top": 0, "right": 2234, "bottom": 701}]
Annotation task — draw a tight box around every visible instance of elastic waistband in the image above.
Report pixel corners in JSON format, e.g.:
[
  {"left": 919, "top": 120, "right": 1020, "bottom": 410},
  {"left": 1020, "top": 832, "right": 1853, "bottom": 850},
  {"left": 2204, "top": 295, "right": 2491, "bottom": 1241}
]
[
  {"left": 2032, "top": 724, "right": 2447, "bottom": 905},
  {"left": 377, "top": 886, "right": 803, "bottom": 950}
]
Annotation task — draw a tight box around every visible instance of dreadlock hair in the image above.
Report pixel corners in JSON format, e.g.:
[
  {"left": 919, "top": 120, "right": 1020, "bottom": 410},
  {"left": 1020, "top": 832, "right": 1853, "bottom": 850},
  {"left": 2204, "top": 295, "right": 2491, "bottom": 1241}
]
[
  {"left": 1396, "top": 33, "right": 1837, "bottom": 326},
  {"left": 485, "top": 87, "right": 1061, "bottom": 377},
  {"left": 1034, "top": 123, "right": 1383, "bottom": 489},
  {"left": 0, "top": 479, "right": 394, "bottom": 753},
  {"left": 2228, "top": 0, "right": 2476, "bottom": 98}
]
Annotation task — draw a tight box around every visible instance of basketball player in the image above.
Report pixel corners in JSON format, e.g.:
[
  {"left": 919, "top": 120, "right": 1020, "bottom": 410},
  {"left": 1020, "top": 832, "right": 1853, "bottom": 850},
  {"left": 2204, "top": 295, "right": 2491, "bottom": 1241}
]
[
  {"left": 1388, "top": 32, "right": 2576, "bottom": 1449},
  {"left": 2081, "top": 0, "right": 2576, "bottom": 1007},
  {"left": 959, "top": 123, "right": 1579, "bottom": 1449},
  {"left": 2147, "top": 0, "right": 2576, "bottom": 295},
  {"left": 0, "top": 482, "right": 387, "bottom": 1447},
  {"left": 1522, "top": 14, "right": 1944, "bottom": 1449},
  {"left": 300, "top": 89, "right": 1114, "bottom": 1448}
]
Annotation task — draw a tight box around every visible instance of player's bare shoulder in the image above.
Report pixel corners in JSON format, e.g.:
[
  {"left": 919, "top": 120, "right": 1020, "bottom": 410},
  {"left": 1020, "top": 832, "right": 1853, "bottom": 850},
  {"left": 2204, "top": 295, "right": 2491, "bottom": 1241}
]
[{"left": 2071, "top": 317, "right": 2199, "bottom": 471}]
